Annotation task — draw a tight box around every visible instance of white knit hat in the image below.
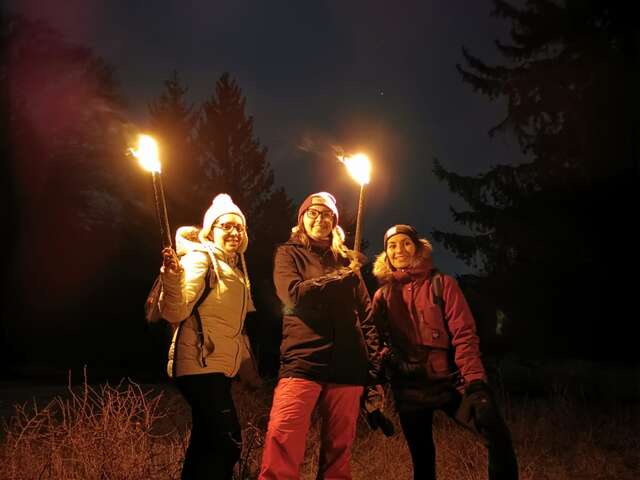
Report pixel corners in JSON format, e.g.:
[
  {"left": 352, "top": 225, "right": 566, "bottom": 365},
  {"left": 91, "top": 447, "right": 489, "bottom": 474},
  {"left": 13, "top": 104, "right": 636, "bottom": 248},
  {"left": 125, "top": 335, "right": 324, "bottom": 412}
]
[{"left": 199, "top": 194, "right": 248, "bottom": 253}]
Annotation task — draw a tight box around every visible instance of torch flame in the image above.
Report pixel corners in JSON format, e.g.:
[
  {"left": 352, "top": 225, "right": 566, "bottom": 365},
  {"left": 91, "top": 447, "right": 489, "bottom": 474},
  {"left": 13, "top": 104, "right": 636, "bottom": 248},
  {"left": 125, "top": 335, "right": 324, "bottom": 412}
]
[
  {"left": 342, "top": 153, "right": 371, "bottom": 185},
  {"left": 131, "top": 134, "right": 161, "bottom": 173}
]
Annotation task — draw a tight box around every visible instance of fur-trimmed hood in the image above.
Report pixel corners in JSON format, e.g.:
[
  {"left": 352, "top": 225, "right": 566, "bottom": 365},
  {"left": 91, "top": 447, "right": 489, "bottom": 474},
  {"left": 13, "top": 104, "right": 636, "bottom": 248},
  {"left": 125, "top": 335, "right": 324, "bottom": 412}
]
[
  {"left": 175, "top": 226, "right": 241, "bottom": 268},
  {"left": 372, "top": 238, "right": 433, "bottom": 283},
  {"left": 175, "top": 226, "right": 207, "bottom": 256}
]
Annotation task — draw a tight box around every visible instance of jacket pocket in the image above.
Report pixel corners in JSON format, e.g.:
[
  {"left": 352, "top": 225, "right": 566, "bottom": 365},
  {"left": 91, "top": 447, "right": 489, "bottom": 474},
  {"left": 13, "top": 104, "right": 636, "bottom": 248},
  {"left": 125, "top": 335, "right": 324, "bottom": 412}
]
[
  {"left": 428, "top": 350, "right": 451, "bottom": 376},
  {"left": 417, "top": 306, "right": 449, "bottom": 349}
]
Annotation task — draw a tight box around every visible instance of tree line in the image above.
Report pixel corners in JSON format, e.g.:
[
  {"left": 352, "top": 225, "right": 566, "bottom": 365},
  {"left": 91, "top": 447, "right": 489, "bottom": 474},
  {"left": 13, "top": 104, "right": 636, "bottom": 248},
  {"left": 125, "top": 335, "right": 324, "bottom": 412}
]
[
  {"left": 433, "top": 0, "right": 637, "bottom": 361},
  {"left": 2, "top": 1, "right": 636, "bottom": 383},
  {"left": 0, "top": 14, "right": 293, "bottom": 379}
]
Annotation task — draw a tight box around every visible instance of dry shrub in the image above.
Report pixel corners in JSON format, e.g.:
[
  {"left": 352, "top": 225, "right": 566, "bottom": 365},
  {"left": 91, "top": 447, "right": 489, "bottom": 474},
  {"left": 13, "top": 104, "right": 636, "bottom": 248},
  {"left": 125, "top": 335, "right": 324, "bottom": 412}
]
[
  {"left": 0, "top": 372, "right": 184, "bottom": 480},
  {"left": 508, "top": 385, "right": 639, "bottom": 480},
  {"left": 1, "top": 376, "right": 638, "bottom": 480}
]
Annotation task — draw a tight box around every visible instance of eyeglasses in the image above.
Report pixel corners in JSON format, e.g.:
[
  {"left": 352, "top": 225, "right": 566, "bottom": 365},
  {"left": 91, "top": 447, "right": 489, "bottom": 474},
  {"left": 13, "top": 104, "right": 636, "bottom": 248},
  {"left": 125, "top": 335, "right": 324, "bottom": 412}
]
[
  {"left": 214, "top": 222, "right": 246, "bottom": 233},
  {"left": 305, "top": 208, "right": 334, "bottom": 221}
]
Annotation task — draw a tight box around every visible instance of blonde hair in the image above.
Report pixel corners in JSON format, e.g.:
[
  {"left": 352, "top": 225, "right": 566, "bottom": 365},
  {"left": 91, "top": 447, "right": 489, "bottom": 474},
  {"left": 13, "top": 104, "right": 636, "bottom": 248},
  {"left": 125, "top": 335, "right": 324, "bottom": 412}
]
[{"left": 290, "top": 217, "right": 350, "bottom": 260}]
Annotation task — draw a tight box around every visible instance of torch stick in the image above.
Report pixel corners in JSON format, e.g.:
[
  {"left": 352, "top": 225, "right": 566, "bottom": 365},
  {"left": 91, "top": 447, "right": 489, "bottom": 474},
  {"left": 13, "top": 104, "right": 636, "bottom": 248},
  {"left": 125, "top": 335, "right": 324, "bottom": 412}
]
[
  {"left": 132, "top": 134, "right": 173, "bottom": 249},
  {"left": 341, "top": 153, "right": 372, "bottom": 254},
  {"left": 152, "top": 171, "right": 173, "bottom": 249},
  {"left": 353, "top": 183, "right": 366, "bottom": 253}
]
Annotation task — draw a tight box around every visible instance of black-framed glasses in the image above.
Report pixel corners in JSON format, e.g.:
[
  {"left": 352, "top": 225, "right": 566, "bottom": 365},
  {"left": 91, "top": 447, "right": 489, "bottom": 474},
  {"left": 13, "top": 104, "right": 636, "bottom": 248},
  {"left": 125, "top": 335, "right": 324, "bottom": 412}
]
[
  {"left": 305, "top": 208, "right": 334, "bottom": 221},
  {"left": 214, "top": 222, "right": 246, "bottom": 233}
]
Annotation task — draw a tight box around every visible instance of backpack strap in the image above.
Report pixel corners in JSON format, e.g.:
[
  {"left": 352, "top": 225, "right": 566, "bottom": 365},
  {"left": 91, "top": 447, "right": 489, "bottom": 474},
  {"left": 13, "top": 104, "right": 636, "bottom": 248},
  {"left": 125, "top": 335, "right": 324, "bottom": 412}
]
[
  {"left": 430, "top": 269, "right": 445, "bottom": 322},
  {"left": 430, "top": 269, "right": 464, "bottom": 385},
  {"left": 192, "top": 265, "right": 213, "bottom": 368},
  {"left": 172, "top": 256, "right": 216, "bottom": 376},
  {"left": 379, "top": 283, "right": 394, "bottom": 347},
  {"left": 430, "top": 269, "right": 458, "bottom": 346}
]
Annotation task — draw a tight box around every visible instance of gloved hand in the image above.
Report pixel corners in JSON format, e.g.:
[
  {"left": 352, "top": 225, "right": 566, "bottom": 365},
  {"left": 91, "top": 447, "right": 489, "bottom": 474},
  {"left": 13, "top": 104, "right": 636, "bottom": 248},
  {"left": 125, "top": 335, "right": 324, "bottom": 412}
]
[
  {"left": 361, "top": 385, "right": 395, "bottom": 437},
  {"left": 461, "top": 380, "right": 498, "bottom": 430},
  {"left": 346, "top": 249, "right": 368, "bottom": 271},
  {"left": 363, "top": 384, "right": 386, "bottom": 411},
  {"left": 365, "top": 409, "right": 395, "bottom": 437},
  {"left": 161, "top": 247, "right": 182, "bottom": 274}
]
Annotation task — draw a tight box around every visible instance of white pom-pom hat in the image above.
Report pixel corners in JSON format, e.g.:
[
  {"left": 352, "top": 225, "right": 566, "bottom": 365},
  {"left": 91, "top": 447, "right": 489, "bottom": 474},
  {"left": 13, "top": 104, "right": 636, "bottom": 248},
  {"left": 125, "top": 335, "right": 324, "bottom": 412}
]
[{"left": 199, "top": 193, "right": 248, "bottom": 253}]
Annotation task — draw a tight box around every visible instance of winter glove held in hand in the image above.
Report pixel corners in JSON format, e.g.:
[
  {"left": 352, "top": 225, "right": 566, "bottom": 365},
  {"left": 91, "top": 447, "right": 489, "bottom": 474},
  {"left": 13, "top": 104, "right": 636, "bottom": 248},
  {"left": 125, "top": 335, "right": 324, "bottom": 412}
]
[
  {"left": 464, "top": 380, "right": 498, "bottom": 430},
  {"left": 361, "top": 385, "right": 395, "bottom": 437}
]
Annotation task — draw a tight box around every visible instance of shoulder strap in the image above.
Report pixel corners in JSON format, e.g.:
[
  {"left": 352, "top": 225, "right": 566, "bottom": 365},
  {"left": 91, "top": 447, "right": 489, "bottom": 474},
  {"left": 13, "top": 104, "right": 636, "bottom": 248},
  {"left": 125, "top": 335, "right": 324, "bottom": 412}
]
[
  {"left": 430, "top": 270, "right": 462, "bottom": 380},
  {"left": 430, "top": 269, "right": 451, "bottom": 339},
  {"left": 170, "top": 252, "right": 216, "bottom": 376},
  {"left": 379, "top": 283, "right": 397, "bottom": 344},
  {"left": 431, "top": 269, "right": 444, "bottom": 309},
  {"left": 191, "top": 259, "right": 215, "bottom": 368},
  {"left": 192, "top": 264, "right": 214, "bottom": 314}
]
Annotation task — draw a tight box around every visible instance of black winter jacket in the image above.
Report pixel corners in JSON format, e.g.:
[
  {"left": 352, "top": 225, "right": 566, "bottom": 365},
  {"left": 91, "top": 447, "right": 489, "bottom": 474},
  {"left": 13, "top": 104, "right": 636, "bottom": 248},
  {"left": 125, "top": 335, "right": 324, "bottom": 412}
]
[{"left": 273, "top": 238, "right": 379, "bottom": 385}]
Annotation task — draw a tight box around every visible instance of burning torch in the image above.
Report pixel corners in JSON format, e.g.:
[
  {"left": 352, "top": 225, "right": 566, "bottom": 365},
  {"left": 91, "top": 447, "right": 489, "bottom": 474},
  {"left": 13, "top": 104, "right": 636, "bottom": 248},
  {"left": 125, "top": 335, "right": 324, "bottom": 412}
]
[
  {"left": 131, "top": 134, "right": 173, "bottom": 249},
  {"left": 341, "top": 153, "right": 372, "bottom": 253}
]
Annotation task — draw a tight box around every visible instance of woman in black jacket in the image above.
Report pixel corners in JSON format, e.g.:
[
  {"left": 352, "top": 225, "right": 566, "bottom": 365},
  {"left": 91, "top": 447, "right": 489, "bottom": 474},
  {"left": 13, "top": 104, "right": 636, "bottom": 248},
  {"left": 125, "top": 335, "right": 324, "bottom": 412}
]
[{"left": 259, "top": 192, "right": 379, "bottom": 480}]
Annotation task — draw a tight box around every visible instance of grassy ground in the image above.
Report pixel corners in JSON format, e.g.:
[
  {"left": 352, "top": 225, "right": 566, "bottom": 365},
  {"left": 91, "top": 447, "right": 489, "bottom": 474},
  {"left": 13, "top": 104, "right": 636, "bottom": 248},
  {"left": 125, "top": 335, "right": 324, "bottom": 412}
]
[{"left": 0, "top": 368, "right": 638, "bottom": 479}]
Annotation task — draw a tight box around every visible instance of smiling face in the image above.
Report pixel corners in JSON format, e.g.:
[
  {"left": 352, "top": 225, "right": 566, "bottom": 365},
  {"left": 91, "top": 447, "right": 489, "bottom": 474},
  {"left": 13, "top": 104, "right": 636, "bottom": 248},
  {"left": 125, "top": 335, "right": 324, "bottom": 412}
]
[
  {"left": 303, "top": 206, "right": 335, "bottom": 241},
  {"left": 386, "top": 233, "right": 417, "bottom": 270},
  {"left": 212, "top": 213, "right": 245, "bottom": 255}
]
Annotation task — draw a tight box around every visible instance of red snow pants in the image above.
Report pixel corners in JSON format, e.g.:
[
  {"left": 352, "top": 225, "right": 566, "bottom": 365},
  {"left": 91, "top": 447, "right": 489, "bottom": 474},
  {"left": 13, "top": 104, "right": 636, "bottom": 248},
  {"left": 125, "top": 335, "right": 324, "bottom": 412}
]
[{"left": 259, "top": 377, "right": 363, "bottom": 480}]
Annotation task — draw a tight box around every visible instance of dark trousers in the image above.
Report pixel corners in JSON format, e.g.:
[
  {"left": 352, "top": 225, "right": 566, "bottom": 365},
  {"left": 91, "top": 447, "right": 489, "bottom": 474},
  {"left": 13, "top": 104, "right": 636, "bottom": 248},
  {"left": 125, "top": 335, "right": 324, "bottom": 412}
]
[
  {"left": 175, "top": 373, "right": 242, "bottom": 480},
  {"left": 397, "top": 392, "right": 518, "bottom": 480}
]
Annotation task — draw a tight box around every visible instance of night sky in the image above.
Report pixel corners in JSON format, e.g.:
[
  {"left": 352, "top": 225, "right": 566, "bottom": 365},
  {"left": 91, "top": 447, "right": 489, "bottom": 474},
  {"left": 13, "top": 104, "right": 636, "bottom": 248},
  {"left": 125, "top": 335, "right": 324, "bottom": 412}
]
[
  {"left": 7, "top": 0, "right": 521, "bottom": 275},
  {"left": 2, "top": 6, "right": 639, "bottom": 478}
]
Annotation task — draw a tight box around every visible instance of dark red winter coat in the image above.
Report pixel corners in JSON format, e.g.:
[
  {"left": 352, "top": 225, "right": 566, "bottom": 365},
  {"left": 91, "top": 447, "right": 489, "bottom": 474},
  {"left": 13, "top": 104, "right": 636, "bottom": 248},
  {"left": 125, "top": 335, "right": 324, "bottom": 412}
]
[{"left": 370, "top": 251, "right": 486, "bottom": 390}]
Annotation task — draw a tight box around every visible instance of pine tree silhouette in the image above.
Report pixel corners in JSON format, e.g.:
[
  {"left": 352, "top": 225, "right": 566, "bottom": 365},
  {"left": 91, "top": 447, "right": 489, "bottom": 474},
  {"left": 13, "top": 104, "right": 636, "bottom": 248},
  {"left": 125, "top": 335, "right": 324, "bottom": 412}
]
[{"left": 433, "top": 0, "right": 638, "bottom": 359}]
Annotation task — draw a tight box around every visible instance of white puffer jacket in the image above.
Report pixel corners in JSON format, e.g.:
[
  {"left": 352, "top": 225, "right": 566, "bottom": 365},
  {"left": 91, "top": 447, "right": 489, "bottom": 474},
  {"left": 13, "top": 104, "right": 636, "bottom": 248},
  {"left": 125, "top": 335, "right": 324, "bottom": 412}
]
[{"left": 159, "top": 226, "right": 255, "bottom": 378}]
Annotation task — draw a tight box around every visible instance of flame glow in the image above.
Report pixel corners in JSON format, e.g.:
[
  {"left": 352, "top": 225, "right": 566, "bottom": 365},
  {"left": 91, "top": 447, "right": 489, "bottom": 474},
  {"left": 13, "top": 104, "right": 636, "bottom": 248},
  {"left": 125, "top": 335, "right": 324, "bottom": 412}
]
[
  {"left": 131, "top": 134, "right": 161, "bottom": 173},
  {"left": 342, "top": 153, "right": 371, "bottom": 185}
]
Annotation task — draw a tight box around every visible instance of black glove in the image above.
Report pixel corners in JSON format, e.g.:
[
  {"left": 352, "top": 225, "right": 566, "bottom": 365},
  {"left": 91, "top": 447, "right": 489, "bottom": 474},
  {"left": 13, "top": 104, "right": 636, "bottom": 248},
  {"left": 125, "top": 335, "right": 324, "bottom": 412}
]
[
  {"left": 361, "top": 385, "right": 395, "bottom": 437},
  {"left": 462, "top": 380, "right": 498, "bottom": 430},
  {"left": 365, "top": 409, "right": 395, "bottom": 437}
]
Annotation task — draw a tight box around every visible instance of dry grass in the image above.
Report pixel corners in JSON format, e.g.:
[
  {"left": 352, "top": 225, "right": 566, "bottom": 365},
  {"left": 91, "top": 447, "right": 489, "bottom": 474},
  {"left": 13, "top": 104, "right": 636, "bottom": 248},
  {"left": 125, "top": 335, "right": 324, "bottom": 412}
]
[
  {"left": 0, "top": 371, "right": 185, "bottom": 480},
  {"left": 1, "top": 374, "right": 638, "bottom": 480}
]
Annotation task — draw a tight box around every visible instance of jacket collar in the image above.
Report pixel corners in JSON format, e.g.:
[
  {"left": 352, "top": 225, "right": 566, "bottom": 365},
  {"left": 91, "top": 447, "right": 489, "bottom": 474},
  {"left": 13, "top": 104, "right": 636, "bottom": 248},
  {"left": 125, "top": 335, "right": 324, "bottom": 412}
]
[
  {"left": 390, "top": 258, "right": 433, "bottom": 284},
  {"left": 212, "top": 245, "right": 238, "bottom": 267}
]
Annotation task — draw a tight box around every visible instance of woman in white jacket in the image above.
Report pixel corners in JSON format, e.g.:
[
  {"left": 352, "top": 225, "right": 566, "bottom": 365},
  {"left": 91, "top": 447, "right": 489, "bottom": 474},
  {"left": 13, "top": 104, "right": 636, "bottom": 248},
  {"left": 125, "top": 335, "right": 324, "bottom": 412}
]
[{"left": 160, "top": 193, "right": 255, "bottom": 480}]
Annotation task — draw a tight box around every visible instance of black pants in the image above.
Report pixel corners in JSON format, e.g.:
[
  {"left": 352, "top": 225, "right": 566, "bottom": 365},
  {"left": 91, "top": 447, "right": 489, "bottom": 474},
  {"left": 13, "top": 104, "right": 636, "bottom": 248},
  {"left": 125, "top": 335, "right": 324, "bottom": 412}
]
[
  {"left": 397, "top": 392, "right": 518, "bottom": 480},
  {"left": 174, "top": 373, "right": 242, "bottom": 480}
]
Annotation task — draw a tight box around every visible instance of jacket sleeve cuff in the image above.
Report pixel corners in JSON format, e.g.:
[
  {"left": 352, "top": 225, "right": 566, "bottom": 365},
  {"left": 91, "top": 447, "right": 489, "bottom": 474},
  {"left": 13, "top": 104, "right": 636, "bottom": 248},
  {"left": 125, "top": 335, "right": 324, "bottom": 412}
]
[{"left": 464, "top": 372, "right": 488, "bottom": 385}]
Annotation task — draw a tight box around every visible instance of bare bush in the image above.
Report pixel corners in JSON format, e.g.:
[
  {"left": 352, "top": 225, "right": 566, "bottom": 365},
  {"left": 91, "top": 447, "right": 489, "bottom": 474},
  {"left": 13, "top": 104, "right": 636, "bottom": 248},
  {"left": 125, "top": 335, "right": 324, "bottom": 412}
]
[
  {"left": 1, "top": 374, "right": 638, "bottom": 480},
  {"left": 0, "top": 372, "right": 183, "bottom": 480}
]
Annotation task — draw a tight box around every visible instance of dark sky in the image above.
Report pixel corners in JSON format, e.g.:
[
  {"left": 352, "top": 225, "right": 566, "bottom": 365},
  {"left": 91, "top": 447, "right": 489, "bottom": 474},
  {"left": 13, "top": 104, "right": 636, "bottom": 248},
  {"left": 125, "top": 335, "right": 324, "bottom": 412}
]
[{"left": 8, "top": 0, "right": 521, "bottom": 275}]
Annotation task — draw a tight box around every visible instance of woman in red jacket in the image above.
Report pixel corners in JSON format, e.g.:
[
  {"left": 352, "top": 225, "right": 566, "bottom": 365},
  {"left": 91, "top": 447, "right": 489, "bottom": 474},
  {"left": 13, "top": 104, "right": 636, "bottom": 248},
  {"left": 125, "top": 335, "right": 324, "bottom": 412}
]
[
  {"left": 259, "top": 192, "right": 379, "bottom": 480},
  {"left": 370, "top": 224, "right": 518, "bottom": 480}
]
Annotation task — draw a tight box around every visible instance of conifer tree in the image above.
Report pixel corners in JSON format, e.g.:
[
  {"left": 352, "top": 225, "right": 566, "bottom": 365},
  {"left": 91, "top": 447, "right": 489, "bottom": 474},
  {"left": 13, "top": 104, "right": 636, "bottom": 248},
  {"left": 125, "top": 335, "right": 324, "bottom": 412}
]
[
  {"left": 1, "top": 14, "right": 163, "bottom": 372},
  {"left": 433, "top": 0, "right": 638, "bottom": 359},
  {"left": 196, "top": 73, "right": 277, "bottom": 219},
  {"left": 191, "top": 73, "right": 295, "bottom": 372},
  {"left": 194, "top": 72, "right": 295, "bottom": 256},
  {"left": 148, "top": 71, "right": 200, "bottom": 227}
]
